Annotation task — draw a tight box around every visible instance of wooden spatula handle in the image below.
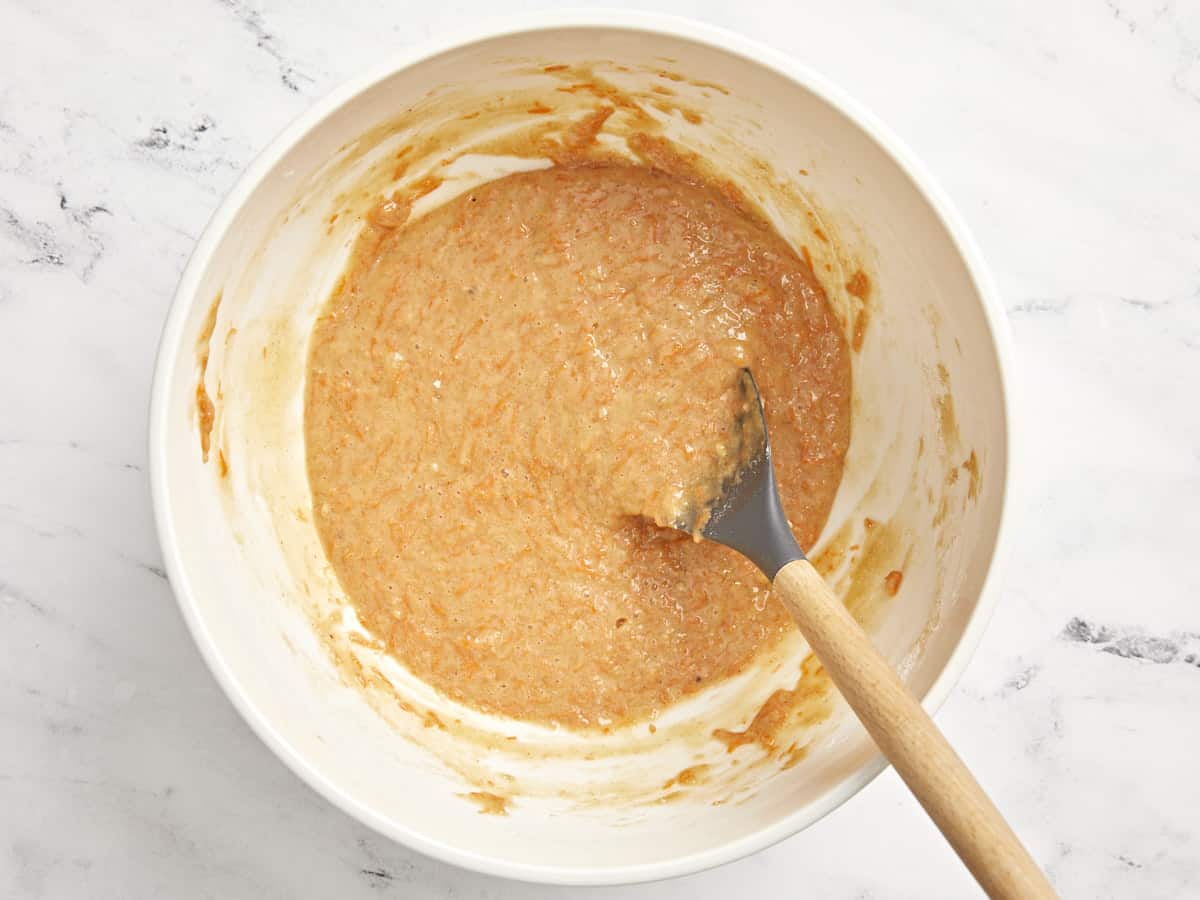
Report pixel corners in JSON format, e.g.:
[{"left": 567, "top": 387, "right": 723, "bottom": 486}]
[{"left": 773, "top": 559, "right": 1056, "bottom": 900}]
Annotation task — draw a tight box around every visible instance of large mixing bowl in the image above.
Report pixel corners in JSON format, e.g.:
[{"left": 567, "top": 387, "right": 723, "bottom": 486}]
[{"left": 149, "top": 11, "right": 1012, "bottom": 885}]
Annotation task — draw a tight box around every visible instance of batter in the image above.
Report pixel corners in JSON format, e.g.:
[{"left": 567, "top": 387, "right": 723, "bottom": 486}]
[{"left": 305, "top": 164, "right": 851, "bottom": 728}]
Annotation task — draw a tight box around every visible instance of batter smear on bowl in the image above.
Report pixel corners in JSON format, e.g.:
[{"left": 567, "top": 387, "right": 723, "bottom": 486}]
[{"left": 305, "top": 163, "right": 851, "bottom": 728}]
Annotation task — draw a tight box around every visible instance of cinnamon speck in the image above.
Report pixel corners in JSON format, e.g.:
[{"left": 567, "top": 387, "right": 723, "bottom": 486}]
[
  {"left": 962, "top": 450, "right": 981, "bottom": 501},
  {"left": 196, "top": 384, "right": 214, "bottom": 461},
  {"left": 852, "top": 307, "right": 869, "bottom": 352},
  {"left": 845, "top": 269, "right": 871, "bottom": 300},
  {"left": 884, "top": 569, "right": 903, "bottom": 597},
  {"left": 461, "top": 791, "right": 509, "bottom": 816}
]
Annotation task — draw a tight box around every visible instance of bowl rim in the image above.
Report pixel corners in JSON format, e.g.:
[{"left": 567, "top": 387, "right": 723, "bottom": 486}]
[{"left": 149, "top": 8, "right": 1015, "bottom": 887}]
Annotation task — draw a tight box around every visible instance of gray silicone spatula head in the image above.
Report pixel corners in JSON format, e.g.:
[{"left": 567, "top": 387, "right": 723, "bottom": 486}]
[{"left": 673, "top": 369, "right": 805, "bottom": 578}]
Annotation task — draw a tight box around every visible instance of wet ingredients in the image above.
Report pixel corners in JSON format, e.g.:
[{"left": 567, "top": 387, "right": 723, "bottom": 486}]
[{"left": 305, "top": 162, "right": 851, "bottom": 728}]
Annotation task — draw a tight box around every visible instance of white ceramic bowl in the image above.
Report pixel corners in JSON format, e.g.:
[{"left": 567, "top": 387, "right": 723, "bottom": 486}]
[{"left": 150, "top": 11, "right": 1012, "bottom": 885}]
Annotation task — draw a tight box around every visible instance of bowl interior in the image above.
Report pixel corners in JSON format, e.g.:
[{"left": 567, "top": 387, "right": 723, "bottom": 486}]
[{"left": 152, "top": 21, "right": 1008, "bottom": 882}]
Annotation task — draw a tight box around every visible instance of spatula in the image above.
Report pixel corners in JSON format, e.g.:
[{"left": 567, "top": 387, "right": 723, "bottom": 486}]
[{"left": 674, "top": 369, "right": 1056, "bottom": 900}]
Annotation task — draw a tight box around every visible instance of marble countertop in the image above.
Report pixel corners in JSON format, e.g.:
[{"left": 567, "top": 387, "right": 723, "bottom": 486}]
[{"left": 2, "top": 1, "right": 1197, "bottom": 896}]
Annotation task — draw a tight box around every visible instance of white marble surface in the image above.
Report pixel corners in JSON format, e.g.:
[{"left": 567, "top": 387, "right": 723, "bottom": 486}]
[{"left": 1, "top": 0, "right": 1198, "bottom": 896}]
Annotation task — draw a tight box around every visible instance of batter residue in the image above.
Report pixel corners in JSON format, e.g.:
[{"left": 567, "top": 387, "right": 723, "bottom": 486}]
[{"left": 305, "top": 163, "right": 850, "bottom": 728}]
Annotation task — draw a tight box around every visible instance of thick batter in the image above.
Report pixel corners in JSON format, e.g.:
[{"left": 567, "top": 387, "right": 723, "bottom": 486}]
[{"left": 305, "top": 164, "right": 851, "bottom": 728}]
